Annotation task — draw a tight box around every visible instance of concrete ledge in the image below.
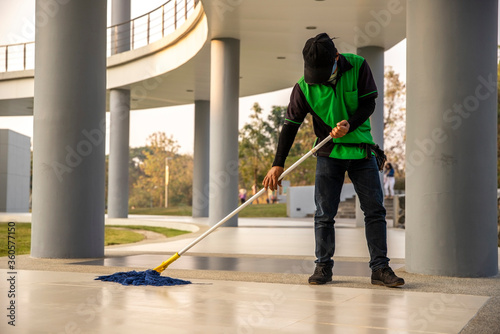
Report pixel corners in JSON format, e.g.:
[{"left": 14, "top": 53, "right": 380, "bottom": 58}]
[{"left": 0, "top": 69, "right": 34, "bottom": 81}]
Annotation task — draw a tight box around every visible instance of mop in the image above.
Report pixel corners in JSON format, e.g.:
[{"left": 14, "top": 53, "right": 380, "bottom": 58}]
[{"left": 95, "top": 136, "right": 333, "bottom": 286}]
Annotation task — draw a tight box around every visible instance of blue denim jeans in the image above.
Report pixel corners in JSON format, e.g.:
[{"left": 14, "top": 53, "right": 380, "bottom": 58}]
[{"left": 314, "top": 155, "right": 390, "bottom": 271}]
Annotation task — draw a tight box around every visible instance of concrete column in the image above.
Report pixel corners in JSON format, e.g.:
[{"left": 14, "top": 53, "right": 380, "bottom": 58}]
[
  {"left": 32, "top": 0, "right": 107, "bottom": 258},
  {"left": 406, "top": 0, "right": 498, "bottom": 277},
  {"left": 357, "top": 46, "right": 384, "bottom": 149},
  {"left": 111, "top": 0, "right": 131, "bottom": 53},
  {"left": 192, "top": 100, "right": 210, "bottom": 217},
  {"left": 107, "top": 0, "right": 131, "bottom": 218},
  {"left": 107, "top": 89, "right": 130, "bottom": 218},
  {"left": 209, "top": 38, "right": 240, "bottom": 227},
  {"left": 356, "top": 46, "right": 385, "bottom": 224}
]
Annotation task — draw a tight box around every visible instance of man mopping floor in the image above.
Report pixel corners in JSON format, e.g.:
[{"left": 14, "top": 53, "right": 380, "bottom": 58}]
[{"left": 263, "top": 32, "right": 404, "bottom": 288}]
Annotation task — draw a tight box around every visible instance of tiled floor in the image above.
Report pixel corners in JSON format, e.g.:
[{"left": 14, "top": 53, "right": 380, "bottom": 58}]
[
  {"left": 76, "top": 254, "right": 405, "bottom": 276},
  {"left": 0, "top": 215, "right": 496, "bottom": 333},
  {"left": 0, "top": 270, "right": 488, "bottom": 334}
]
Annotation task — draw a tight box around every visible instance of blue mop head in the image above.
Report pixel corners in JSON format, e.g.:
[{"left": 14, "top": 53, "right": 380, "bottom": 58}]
[{"left": 95, "top": 269, "right": 191, "bottom": 286}]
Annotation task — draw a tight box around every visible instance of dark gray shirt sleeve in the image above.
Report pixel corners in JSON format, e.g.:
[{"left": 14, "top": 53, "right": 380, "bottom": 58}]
[
  {"left": 271, "top": 84, "right": 309, "bottom": 167},
  {"left": 347, "top": 97, "right": 376, "bottom": 133}
]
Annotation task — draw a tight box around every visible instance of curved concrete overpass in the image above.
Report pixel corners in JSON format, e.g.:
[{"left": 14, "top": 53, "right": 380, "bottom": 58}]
[
  {"left": 0, "top": 0, "right": 407, "bottom": 115},
  {"left": 0, "top": 0, "right": 209, "bottom": 115}
]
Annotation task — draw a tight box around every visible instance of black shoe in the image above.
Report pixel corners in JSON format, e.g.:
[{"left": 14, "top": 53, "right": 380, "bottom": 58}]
[
  {"left": 308, "top": 262, "right": 333, "bottom": 285},
  {"left": 371, "top": 266, "right": 405, "bottom": 287}
]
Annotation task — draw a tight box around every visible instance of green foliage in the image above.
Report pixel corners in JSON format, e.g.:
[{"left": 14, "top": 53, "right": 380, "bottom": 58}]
[
  {"left": 128, "top": 132, "right": 193, "bottom": 208},
  {"left": 266, "top": 105, "right": 287, "bottom": 148},
  {"left": 239, "top": 103, "right": 274, "bottom": 190},
  {"left": 167, "top": 154, "right": 193, "bottom": 206},
  {"left": 129, "top": 146, "right": 153, "bottom": 188},
  {"left": 238, "top": 103, "right": 317, "bottom": 190},
  {"left": 285, "top": 114, "right": 316, "bottom": 186}
]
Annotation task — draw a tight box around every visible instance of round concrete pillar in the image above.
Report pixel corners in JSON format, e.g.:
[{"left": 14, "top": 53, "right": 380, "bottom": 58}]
[
  {"left": 356, "top": 46, "right": 385, "bottom": 208},
  {"left": 32, "top": 0, "right": 107, "bottom": 258},
  {"left": 111, "top": 0, "right": 131, "bottom": 54},
  {"left": 406, "top": 0, "right": 498, "bottom": 277},
  {"left": 107, "top": 0, "right": 131, "bottom": 218},
  {"left": 107, "top": 89, "right": 130, "bottom": 218},
  {"left": 357, "top": 46, "right": 385, "bottom": 149},
  {"left": 209, "top": 38, "right": 240, "bottom": 227},
  {"left": 193, "top": 100, "right": 210, "bottom": 218}
]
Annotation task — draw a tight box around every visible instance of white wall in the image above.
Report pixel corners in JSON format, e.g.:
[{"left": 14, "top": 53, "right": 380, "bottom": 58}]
[
  {"left": 0, "top": 129, "right": 31, "bottom": 212},
  {"left": 287, "top": 183, "right": 355, "bottom": 218}
]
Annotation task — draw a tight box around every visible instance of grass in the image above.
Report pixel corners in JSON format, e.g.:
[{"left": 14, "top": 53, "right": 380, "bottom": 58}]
[
  {"left": 0, "top": 223, "right": 31, "bottom": 257},
  {"left": 105, "top": 228, "right": 144, "bottom": 246},
  {"left": 0, "top": 223, "right": 191, "bottom": 257},
  {"left": 110, "top": 225, "right": 190, "bottom": 238},
  {"left": 130, "top": 206, "right": 192, "bottom": 216},
  {"left": 238, "top": 203, "right": 287, "bottom": 217},
  {"left": 129, "top": 203, "right": 287, "bottom": 218}
]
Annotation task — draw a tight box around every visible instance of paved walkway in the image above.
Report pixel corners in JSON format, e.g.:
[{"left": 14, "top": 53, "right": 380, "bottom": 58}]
[{"left": 0, "top": 214, "right": 499, "bottom": 333}]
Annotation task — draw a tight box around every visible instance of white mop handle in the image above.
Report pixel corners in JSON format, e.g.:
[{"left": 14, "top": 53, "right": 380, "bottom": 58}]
[
  {"left": 277, "top": 135, "right": 332, "bottom": 181},
  {"left": 177, "top": 188, "right": 266, "bottom": 255},
  {"left": 177, "top": 135, "right": 333, "bottom": 256}
]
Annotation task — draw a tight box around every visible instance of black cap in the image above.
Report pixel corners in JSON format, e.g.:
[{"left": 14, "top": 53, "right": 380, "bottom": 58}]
[{"left": 302, "top": 33, "right": 337, "bottom": 84}]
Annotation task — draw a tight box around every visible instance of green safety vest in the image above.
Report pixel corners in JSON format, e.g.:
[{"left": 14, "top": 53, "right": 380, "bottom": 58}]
[{"left": 298, "top": 53, "right": 376, "bottom": 159}]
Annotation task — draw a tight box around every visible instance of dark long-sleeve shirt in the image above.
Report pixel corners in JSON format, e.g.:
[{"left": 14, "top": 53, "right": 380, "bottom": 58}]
[{"left": 272, "top": 54, "right": 378, "bottom": 167}]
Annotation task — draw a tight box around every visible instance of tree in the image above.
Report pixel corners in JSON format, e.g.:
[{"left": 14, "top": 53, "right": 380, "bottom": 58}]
[
  {"left": 384, "top": 66, "right": 406, "bottom": 176},
  {"left": 128, "top": 146, "right": 152, "bottom": 208},
  {"left": 284, "top": 114, "right": 316, "bottom": 186},
  {"left": 265, "top": 105, "right": 287, "bottom": 149},
  {"left": 130, "top": 132, "right": 181, "bottom": 208},
  {"left": 267, "top": 104, "right": 317, "bottom": 186},
  {"left": 167, "top": 154, "right": 193, "bottom": 206},
  {"left": 238, "top": 102, "right": 318, "bottom": 190},
  {"left": 239, "top": 103, "right": 273, "bottom": 191}
]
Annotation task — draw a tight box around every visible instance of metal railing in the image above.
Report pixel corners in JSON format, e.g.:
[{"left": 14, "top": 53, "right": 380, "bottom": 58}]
[
  {"left": 0, "top": 0, "right": 199, "bottom": 73},
  {"left": 0, "top": 42, "right": 35, "bottom": 72}
]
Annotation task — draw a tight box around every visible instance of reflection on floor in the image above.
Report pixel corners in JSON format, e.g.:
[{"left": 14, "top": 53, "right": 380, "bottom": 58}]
[{"left": 76, "top": 254, "right": 404, "bottom": 277}]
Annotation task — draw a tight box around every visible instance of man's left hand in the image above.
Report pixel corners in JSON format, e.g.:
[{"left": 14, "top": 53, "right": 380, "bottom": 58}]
[{"left": 330, "top": 120, "right": 350, "bottom": 138}]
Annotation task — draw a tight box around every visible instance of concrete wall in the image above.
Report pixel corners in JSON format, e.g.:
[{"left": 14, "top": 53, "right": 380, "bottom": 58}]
[{"left": 0, "top": 129, "right": 31, "bottom": 212}]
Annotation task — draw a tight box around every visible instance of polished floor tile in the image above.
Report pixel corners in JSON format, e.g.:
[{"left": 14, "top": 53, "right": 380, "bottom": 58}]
[
  {"left": 107, "top": 226, "right": 406, "bottom": 259},
  {"left": 76, "top": 254, "right": 404, "bottom": 277},
  {"left": 0, "top": 270, "right": 488, "bottom": 334}
]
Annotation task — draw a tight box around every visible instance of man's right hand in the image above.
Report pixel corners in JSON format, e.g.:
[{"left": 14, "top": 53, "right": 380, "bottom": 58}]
[{"left": 262, "top": 166, "right": 284, "bottom": 191}]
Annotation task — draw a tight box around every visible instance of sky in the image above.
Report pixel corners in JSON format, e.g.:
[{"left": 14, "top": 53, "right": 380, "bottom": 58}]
[{"left": 0, "top": 0, "right": 407, "bottom": 155}]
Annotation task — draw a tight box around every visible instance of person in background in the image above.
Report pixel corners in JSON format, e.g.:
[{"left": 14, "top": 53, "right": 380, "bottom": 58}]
[
  {"left": 239, "top": 188, "right": 247, "bottom": 204},
  {"left": 384, "top": 162, "right": 395, "bottom": 199}
]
